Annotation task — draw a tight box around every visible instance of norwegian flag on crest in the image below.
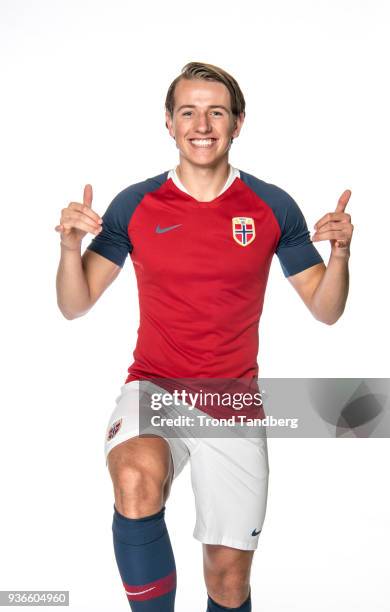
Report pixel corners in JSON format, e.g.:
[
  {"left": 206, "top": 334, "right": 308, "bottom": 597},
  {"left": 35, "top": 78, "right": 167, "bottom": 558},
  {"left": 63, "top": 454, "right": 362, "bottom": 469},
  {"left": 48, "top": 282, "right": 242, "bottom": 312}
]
[{"left": 232, "top": 217, "right": 256, "bottom": 246}]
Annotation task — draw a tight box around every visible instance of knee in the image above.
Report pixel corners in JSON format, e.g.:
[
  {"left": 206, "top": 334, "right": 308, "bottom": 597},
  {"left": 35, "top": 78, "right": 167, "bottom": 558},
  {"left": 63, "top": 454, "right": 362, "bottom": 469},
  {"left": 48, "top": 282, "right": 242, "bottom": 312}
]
[
  {"left": 206, "top": 571, "right": 250, "bottom": 608},
  {"left": 109, "top": 460, "right": 169, "bottom": 518}
]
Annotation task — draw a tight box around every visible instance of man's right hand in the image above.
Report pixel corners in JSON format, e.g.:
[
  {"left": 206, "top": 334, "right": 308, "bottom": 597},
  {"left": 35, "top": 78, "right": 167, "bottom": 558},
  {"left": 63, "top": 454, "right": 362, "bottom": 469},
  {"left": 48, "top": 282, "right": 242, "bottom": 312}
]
[{"left": 55, "top": 184, "right": 103, "bottom": 251}]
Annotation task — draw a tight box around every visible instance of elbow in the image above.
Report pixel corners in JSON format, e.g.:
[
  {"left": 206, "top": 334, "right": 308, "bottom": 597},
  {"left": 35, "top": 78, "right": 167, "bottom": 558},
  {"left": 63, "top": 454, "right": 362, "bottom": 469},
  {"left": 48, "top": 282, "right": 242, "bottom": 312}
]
[
  {"left": 313, "top": 311, "right": 344, "bottom": 326},
  {"left": 61, "top": 310, "right": 88, "bottom": 320},
  {"left": 308, "top": 292, "right": 347, "bottom": 326},
  {"left": 320, "top": 318, "right": 338, "bottom": 326},
  {"left": 59, "top": 307, "right": 78, "bottom": 320},
  {"left": 57, "top": 302, "right": 89, "bottom": 320},
  {"left": 62, "top": 310, "right": 78, "bottom": 320}
]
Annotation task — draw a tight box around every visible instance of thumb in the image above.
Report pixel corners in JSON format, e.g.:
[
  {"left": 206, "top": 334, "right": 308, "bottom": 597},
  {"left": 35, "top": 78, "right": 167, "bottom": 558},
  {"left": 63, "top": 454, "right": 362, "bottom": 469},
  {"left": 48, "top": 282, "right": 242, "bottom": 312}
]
[
  {"left": 335, "top": 189, "right": 352, "bottom": 213},
  {"left": 83, "top": 184, "right": 93, "bottom": 207}
]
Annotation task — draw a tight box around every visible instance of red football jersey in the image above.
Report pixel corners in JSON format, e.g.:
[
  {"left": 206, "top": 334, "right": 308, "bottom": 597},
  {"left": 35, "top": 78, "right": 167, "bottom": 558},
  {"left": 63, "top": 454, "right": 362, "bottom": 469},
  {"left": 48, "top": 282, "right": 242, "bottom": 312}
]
[{"left": 87, "top": 166, "right": 323, "bottom": 417}]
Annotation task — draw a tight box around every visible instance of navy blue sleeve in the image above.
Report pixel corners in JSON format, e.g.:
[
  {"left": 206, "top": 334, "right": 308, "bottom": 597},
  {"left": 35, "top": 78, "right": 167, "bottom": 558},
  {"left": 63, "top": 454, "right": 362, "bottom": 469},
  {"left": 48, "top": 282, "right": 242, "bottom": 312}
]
[
  {"left": 86, "top": 190, "right": 133, "bottom": 267},
  {"left": 275, "top": 192, "right": 324, "bottom": 277},
  {"left": 239, "top": 170, "right": 324, "bottom": 278},
  {"left": 86, "top": 172, "right": 169, "bottom": 267}
]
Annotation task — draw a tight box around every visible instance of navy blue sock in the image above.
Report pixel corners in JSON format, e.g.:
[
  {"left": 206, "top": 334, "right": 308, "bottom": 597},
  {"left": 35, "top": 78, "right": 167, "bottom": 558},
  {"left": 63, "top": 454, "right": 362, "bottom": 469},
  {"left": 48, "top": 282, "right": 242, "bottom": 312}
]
[
  {"left": 112, "top": 505, "right": 176, "bottom": 611},
  {"left": 207, "top": 588, "right": 252, "bottom": 611}
]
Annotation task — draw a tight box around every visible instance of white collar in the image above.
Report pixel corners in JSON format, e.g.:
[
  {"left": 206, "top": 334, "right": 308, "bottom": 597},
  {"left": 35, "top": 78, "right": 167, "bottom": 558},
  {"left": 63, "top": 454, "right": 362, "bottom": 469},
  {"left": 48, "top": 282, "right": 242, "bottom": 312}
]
[{"left": 168, "top": 165, "right": 240, "bottom": 198}]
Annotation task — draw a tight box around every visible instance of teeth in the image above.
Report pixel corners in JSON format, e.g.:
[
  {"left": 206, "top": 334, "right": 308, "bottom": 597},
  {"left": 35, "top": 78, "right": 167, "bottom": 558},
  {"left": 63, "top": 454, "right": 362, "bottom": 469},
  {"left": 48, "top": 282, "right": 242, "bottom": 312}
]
[{"left": 190, "top": 139, "right": 216, "bottom": 147}]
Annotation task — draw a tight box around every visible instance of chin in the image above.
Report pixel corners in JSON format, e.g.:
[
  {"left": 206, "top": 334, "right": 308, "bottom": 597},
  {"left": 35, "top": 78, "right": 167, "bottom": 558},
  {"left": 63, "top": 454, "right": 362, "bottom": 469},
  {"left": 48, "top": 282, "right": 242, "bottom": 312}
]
[
  {"left": 184, "top": 156, "right": 225, "bottom": 169},
  {"left": 181, "top": 148, "right": 229, "bottom": 167}
]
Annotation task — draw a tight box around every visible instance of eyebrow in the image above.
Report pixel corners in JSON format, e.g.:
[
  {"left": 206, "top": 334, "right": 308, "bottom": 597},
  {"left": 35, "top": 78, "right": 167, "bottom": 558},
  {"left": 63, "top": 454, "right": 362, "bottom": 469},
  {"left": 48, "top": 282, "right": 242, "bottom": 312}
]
[{"left": 176, "top": 104, "right": 230, "bottom": 113}]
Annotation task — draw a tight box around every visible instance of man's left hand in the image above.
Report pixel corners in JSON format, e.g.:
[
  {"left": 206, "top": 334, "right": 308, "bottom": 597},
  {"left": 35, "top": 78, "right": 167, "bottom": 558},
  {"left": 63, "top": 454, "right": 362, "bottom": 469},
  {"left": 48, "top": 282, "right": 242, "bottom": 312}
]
[{"left": 311, "top": 189, "right": 354, "bottom": 257}]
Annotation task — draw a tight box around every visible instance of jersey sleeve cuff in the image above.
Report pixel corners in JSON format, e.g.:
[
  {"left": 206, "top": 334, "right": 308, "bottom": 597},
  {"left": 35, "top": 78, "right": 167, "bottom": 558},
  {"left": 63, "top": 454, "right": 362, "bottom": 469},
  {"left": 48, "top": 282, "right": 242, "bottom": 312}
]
[
  {"left": 86, "top": 243, "right": 128, "bottom": 267},
  {"left": 280, "top": 246, "right": 324, "bottom": 278}
]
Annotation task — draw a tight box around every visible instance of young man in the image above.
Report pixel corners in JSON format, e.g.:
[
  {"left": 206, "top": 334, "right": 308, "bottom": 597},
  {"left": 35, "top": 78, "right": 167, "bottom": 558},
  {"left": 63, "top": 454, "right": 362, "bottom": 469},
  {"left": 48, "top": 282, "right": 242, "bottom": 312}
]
[{"left": 56, "top": 62, "right": 353, "bottom": 611}]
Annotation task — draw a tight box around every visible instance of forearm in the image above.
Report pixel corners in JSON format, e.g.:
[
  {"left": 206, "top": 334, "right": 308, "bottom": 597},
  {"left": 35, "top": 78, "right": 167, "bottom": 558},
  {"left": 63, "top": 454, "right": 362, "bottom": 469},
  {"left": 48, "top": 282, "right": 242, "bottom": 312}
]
[
  {"left": 310, "top": 252, "right": 350, "bottom": 325},
  {"left": 56, "top": 245, "right": 92, "bottom": 319}
]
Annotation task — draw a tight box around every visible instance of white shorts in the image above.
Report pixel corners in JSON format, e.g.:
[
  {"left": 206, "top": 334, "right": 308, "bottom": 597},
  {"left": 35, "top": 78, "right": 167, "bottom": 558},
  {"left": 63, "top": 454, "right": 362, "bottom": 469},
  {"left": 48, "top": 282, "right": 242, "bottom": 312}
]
[{"left": 104, "top": 380, "right": 269, "bottom": 551}]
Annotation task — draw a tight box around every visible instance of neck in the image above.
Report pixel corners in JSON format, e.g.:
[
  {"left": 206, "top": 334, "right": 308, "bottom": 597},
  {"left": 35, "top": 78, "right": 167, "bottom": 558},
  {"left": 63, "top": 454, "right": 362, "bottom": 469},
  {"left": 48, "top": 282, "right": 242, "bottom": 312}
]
[{"left": 176, "top": 157, "right": 231, "bottom": 202}]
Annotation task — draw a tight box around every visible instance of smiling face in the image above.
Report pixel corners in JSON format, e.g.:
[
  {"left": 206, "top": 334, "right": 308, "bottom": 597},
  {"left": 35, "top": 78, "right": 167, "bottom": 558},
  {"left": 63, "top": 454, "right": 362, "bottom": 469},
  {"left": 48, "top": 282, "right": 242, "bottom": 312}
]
[{"left": 165, "top": 78, "right": 245, "bottom": 169}]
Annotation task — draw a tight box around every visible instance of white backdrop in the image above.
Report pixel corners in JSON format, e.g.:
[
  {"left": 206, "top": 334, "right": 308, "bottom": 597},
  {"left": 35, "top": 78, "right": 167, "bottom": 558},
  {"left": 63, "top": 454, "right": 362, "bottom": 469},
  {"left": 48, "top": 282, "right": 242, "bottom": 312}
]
[{"left": 1, "top": 0, "right": 389, "bottom": 610}]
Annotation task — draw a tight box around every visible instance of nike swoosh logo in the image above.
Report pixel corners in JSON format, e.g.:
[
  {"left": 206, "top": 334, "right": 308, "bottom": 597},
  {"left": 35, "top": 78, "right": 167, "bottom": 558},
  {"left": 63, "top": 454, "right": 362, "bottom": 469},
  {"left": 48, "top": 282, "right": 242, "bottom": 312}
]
[
  {"left": 125, "top": 586, "right": 156, "bottom": 596},
  {"left": 155, "top": 224, "right": 182, "bottom": 234},
  {"left": 251, "top": 528, "right": 261, "bottom": 536}
]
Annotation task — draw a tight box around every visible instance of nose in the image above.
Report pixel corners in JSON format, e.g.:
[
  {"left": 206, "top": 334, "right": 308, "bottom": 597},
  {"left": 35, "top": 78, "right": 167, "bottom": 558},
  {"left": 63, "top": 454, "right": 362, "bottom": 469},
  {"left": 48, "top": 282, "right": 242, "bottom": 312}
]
[{"left": 194, "top": 112, "right": 212, "bottom": 133}]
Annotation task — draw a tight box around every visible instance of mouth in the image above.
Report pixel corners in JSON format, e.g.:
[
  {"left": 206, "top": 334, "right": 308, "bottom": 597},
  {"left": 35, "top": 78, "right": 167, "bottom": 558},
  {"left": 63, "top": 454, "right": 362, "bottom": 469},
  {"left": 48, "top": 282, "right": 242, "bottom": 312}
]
[{"left": 188, "top": 138, "right": 218, "bottom": 148}]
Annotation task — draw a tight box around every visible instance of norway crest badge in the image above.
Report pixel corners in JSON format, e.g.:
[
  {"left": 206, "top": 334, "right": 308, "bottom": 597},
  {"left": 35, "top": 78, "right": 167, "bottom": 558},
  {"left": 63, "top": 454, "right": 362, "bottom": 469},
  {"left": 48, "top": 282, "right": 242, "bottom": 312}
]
[
  {"left": 107, "top": 418, "right": 122, "bottom": 441},
  {"left": 232, "top": 217, "right": 256, "bottom": 246}
]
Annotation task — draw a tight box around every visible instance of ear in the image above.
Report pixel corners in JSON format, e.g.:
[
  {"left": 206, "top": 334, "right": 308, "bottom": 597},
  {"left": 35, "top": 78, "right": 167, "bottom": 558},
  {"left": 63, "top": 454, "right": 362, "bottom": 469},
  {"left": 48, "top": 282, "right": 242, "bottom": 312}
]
[
  {"left": 232, "top": 112, "right": 245, "bottom": 139},
  {"left": 165, "top": 110, "right": 174, "bottom": 137}
]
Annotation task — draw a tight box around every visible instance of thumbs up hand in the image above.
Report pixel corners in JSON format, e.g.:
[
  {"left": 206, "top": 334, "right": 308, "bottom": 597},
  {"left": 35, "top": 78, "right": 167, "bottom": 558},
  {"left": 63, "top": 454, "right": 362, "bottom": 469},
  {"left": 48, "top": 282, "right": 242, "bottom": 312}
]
[
  {"left": 55, "top": 184, "right": 103, "bottom": 251},
  {"left": 311, "top": 190, "right": 354, "bottom": 257}
]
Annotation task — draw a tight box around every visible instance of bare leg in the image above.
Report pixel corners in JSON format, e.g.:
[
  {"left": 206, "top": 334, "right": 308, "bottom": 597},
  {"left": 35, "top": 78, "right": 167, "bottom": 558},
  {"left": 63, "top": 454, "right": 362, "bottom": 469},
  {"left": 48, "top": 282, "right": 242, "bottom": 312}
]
[
  {"left": 107, "top": 434, "right": 174, "bottom": 517},
  {"left": 203, "top": 543, "right": 254, "bottom": 608}
]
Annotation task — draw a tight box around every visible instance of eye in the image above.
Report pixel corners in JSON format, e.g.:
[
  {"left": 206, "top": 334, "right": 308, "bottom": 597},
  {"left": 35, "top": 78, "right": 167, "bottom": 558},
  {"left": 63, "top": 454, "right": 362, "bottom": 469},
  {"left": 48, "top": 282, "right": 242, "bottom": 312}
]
[
  {"left": 211, "top": 111, "right": 223, "bottom": 116},
  {"left": 182, "top": 111, "right": 192, "bottom": 116}
]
